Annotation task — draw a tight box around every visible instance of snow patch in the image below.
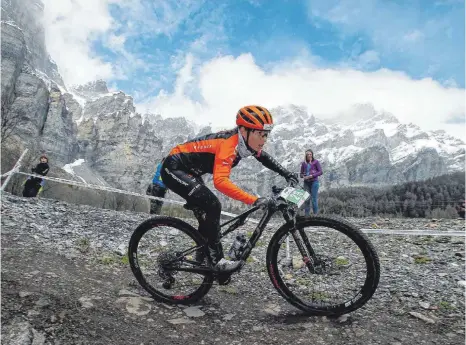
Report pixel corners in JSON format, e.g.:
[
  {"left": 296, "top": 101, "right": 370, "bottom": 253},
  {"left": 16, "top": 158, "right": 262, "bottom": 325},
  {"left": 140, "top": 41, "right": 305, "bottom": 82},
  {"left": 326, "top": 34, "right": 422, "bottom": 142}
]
[
  {"left": 391, "top": 142, "right": 418, "bottom": 162},
  {"left": 405, "top": 124, "right": 423, "bottom": 138},
  {"left": 1, "top": 20, "right": 23, "bottom": 31},
  {"left": 352, "top": 121, "right": 398, "bottom": 138},
  {"left": 63, "top": 159, "right": 86, "bottom": 183},
  {"left": 312, "top": 132, "right": 335, "bottom": 146},
  {"left": 76, "top": 115, "right": 85, "bottom": 126},
  {"left": 33, "top": 2, "right": 44, "bottom": 11},
  {"left": 28, "top": 68, "right": 67, "bottom": 94},
  {"left": 68, "top": 92, "right": 87, "bottom": 108},
  {"left": 321, "top": 146, "right": 364, "bottom": 164},
  {"left": 63, "top": 159, "right": 85, "bottom": 174},
  {"left": 415, "top": 138, "right": 463, "bottom": 155}
]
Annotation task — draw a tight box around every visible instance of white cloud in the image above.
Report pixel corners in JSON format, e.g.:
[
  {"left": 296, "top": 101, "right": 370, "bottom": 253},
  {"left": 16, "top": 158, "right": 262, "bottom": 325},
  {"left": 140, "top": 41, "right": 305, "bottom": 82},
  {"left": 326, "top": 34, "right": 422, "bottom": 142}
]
[
  {"left": 42, "top": 0, "right": 116, "bottom": 86},
  {"left": 106, "top": 33, "right": 127, "bottom": 52},
  {"left": 137, "top": 53, "right": 465, "bottom": 140},
  {"left": 42, "top": 0, "right": 210, "bottom": 88},
  {"left": 307, "top": 0, "right": 463, "bottom": 84},
  {"left": 403, "top": 30, "right": 424, "bottom": 42}
]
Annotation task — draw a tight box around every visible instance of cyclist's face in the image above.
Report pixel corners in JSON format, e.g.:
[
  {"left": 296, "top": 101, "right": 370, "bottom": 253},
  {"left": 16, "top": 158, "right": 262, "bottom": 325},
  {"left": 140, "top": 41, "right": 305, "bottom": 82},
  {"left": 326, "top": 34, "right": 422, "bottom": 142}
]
[{"left": 248, "top": 130, "right": 269, "bottom": 151}]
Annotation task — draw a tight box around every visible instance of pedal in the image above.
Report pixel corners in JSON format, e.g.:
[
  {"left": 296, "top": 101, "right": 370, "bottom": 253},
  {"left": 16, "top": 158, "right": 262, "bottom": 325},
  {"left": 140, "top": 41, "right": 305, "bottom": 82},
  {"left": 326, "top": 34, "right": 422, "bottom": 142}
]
[
  {"left": 217, "top": 274, "right": 232, "bottom": 285},
  {"left": 162, "top": 276, "right": 175, "bottom": 289}
]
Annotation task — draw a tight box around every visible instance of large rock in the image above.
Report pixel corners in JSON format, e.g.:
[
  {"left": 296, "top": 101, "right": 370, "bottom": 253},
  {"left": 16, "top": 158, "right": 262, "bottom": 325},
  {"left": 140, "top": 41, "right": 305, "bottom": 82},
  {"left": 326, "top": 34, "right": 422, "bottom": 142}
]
[
  {"left": 63, "top": 93, "right": 83, "bottom": 122},
  {"left": 4, "top": 70, "right": 49, "bottom": 140},
  {"left": 40, "top": 86, "right": 78, "bottom": 163},
  {"left": 1, "top": 22, "right": 27, "bottom": 109}
]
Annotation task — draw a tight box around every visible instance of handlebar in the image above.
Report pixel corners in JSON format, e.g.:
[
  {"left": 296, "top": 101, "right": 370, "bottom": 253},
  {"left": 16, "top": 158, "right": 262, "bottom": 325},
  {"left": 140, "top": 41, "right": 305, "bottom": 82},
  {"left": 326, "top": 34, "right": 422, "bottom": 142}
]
[
  {"left": 269, "top": 177, "right": 305, "bottom": 212},
  {"left": 271, "top": 176, "right": 302, "bottom": 197}
]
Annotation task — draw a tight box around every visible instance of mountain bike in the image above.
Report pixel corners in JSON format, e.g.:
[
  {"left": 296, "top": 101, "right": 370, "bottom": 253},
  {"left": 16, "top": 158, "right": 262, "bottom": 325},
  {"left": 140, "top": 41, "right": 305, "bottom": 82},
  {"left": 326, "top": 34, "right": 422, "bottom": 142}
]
[{"left": 128, "top": 183, "right": 380, "bottom": 316}]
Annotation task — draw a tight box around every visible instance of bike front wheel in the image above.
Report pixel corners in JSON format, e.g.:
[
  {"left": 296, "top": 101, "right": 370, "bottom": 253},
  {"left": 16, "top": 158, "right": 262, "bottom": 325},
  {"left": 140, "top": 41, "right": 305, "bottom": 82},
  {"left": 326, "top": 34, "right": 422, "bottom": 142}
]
[
  {"left": 266, "top": 216, "right": 380, "bottom": 316},
  {"left": 128, "top": 216, "right": 214, "bottom": 304}
]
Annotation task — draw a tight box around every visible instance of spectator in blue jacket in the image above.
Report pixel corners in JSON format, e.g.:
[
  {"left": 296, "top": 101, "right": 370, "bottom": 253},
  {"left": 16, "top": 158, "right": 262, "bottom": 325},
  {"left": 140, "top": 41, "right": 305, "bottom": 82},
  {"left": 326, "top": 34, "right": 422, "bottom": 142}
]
[
  {"left": 300, "top": 149, "right": 323, "bottom": 216},
  {"left": 146, "top": 162, "right": 167, "bottom": 214}
]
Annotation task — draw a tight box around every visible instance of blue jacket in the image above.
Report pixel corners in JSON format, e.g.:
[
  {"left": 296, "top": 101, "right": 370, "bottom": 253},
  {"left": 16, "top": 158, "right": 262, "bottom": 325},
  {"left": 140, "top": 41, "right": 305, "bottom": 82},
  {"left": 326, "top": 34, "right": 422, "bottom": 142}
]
[{"left": 152, "top": 163, "right": 166, "bottom": 188}]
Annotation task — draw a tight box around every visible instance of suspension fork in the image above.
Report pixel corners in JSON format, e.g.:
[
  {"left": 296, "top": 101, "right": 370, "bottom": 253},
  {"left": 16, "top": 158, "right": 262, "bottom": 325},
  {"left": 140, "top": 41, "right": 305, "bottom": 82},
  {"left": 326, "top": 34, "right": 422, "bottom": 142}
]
[{"left": 288, "top": 226, "right": 319, "bottom": 273}]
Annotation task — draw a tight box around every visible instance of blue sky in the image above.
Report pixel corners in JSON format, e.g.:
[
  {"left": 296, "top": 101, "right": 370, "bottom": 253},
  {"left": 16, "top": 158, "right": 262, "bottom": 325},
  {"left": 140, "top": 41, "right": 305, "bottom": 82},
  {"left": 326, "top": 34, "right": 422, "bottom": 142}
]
[
  {"left": 44, "top": 0, "right": 465, "bottom": 138},
  {"left": 94, "top": 0, "right": 465, "bottom": 97}
]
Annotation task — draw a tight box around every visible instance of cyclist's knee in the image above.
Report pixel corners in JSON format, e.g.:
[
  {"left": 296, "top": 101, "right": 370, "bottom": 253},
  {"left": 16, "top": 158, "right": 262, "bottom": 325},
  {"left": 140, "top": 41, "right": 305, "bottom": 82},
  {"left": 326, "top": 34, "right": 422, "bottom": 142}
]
[{"left": 207, "top": 197, "right": 221, "bottom": 217}]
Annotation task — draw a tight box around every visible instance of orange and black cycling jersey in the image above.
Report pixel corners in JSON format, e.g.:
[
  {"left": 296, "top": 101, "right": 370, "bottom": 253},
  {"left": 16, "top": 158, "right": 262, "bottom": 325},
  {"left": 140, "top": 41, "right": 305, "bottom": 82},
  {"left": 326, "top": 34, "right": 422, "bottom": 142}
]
[{"left": 167, "top": 128, "right": 290, "bottom": 205}]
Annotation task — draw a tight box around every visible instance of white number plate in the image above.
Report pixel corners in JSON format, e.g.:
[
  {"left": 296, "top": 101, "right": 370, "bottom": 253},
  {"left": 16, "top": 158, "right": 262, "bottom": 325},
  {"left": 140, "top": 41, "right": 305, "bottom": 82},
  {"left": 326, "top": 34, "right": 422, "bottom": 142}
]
[{"left": 279, "top": 187, "right": 310, "bottom": 208}]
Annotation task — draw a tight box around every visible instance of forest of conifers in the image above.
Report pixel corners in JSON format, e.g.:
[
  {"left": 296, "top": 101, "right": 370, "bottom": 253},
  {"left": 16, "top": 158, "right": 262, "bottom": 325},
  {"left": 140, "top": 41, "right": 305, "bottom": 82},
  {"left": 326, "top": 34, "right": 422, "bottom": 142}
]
[{"left": 318, "top": 172, "right": 465, "bottom": 218}]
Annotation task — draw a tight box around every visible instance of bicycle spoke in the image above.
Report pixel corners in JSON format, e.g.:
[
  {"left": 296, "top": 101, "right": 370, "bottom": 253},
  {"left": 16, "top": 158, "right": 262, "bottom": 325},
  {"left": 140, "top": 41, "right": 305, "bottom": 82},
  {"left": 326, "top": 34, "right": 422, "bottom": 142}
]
[
  {"left": 273, "top": 223, "right": 373, "bottom": 311},
  {"left": 129, "top": 220, "right": 213, "bottom": 300}
]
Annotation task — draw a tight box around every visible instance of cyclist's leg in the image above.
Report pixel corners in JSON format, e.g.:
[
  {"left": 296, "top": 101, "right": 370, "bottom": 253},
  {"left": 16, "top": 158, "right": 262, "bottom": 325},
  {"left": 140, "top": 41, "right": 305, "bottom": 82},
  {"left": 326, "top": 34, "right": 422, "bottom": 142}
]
[
  {"left": 161, "top": 159, "right": 236, "bottom": 285},
  {"left": 161, "top": 159, "right": 223, "bottom": 258}
]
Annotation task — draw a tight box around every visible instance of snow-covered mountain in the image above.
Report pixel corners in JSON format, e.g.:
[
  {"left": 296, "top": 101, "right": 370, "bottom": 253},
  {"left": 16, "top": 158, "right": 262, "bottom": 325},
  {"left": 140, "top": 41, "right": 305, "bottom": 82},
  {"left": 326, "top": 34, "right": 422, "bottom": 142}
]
[{"left": 266, "top": 104, "right": 465, "bottom": 188}]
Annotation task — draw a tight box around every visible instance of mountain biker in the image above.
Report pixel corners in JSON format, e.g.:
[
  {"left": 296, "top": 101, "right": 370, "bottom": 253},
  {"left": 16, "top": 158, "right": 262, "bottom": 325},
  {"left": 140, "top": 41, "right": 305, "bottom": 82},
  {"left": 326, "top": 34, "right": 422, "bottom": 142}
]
[{"left": 160, "top": 105, "right": 299, "bottom": 283}]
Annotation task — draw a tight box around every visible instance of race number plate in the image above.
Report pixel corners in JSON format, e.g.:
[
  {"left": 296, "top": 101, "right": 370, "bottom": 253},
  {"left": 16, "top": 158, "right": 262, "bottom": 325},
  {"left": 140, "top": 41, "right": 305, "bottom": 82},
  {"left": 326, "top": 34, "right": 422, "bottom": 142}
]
[{"left": 279, "top": 187, "right": 310, "bottom": 208}]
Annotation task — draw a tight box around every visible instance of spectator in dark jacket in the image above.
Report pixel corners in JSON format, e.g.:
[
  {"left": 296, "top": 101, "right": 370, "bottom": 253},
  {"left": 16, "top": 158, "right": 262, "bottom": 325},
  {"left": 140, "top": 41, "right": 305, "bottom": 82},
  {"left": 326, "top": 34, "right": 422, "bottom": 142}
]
[
  {"left": 300, "top": 149, "right": 322, "bottom": 216},
  {"left": 33, "top": 155, "right": 50, "bottom": 176},
  {"left": 146, "top": 162, "right": 167, "bottom": 214},
  {"left": 22, "top": 155, "right": 49, "bottom": 197}
]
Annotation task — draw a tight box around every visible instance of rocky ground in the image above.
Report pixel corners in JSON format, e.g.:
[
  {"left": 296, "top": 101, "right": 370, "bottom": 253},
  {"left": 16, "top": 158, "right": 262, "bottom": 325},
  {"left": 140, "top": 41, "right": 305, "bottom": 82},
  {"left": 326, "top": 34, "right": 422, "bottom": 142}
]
[{"left": 1, "top": 193, "right": 465, "bottom": 345}]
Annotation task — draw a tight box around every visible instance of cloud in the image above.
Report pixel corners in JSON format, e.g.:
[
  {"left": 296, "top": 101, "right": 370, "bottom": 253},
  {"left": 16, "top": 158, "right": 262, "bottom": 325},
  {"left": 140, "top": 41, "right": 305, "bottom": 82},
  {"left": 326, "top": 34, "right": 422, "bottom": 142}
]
[
  {"left": 403, "top": 30, "right": 424, "bottom": 43},
  {"left": 42, "top": 0, "right": 116, "bottom": 86},
  {"left": 137, "top": 53, "right": 465, "bottom": 140},
  {"left": 42, "top": 0, "right": 217, "bottom": 88},
  {"left": 307, "top": 0, "right": 464, "bottom": 85},
  {"left": 446, "top": 114, "right": 466, "bottom": 124},
  {"left": 111, "top": 0, "right": 204, "bottom": 38}
]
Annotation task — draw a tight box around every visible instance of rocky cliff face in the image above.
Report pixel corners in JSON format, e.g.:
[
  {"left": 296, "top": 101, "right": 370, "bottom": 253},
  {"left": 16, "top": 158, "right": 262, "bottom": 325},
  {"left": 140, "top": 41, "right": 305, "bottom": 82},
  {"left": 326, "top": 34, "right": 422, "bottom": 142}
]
[
  {"left": 1, "top": 0, "right": 75, "bottom": 167},
  {"left": 64, "top": 81, "right": 199, "bottom": 192},
  {"left": 1, "top": 0, "right": 64, "bottom": 87}
]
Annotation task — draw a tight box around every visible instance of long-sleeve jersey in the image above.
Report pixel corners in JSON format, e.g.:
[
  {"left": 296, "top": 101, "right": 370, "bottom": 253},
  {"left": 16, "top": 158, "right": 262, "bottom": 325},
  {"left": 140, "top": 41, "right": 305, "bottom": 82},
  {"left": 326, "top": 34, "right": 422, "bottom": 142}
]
[{"left": 167, "top": 129, "right": 290, "bottom": 204}]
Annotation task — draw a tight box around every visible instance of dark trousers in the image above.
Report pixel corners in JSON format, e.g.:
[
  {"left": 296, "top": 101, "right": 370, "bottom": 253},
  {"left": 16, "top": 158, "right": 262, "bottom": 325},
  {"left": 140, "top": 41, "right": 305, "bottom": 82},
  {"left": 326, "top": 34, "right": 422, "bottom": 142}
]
[
  {"left": 147, "top": 184, "right": 167, "bottom": 214},
  {"left": 160, "top": 156, "right": 221, "bottom": 244},
  {"left": 22, "top": 178, "right": 42, "bottom": 198}
]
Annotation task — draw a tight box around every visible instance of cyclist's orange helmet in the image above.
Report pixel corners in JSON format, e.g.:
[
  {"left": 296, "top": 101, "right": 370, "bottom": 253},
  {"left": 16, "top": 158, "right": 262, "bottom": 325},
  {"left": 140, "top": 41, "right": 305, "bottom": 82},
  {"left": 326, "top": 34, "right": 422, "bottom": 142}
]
[{"left": 236, "top": 105, "right": 274, "bottom": 131}]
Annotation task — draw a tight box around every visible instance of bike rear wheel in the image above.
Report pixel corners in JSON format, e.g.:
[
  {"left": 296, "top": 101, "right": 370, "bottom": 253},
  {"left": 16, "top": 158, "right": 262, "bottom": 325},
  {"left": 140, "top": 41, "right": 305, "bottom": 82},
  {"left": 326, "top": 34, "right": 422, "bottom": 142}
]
[
  {"left": 266, "top": 216, "right": 380, "bottom": 316},
  {"left": 128, "top": 216, "right": 213, "bottom": 304}
]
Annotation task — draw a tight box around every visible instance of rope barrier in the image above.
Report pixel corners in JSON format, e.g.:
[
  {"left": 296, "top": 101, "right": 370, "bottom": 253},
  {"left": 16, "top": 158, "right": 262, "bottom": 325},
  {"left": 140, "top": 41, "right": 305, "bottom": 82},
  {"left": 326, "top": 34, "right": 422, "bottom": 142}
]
[{"left": 2, "top": 150, "right": 463, "bottom": 237}]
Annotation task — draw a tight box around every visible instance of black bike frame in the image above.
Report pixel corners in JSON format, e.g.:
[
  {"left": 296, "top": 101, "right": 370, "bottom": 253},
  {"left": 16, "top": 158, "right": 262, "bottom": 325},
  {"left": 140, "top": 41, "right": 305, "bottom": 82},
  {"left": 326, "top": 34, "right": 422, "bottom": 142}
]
[
  {"left": 167, "top": 190, "right": 319, "bottom": 276},
  {"left": 165, "top": 204, "right": 276, "bottom": 274},
  {"left": 219, "top": 205, "right": 275, "bottom": 263}
]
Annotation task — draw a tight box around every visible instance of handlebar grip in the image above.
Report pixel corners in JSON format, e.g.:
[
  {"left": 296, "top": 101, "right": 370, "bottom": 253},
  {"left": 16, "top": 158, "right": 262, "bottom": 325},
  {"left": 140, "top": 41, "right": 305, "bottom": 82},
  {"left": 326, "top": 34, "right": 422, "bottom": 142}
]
[{"left": 272, "top": 185, "right": 283, "bottom": 194}]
